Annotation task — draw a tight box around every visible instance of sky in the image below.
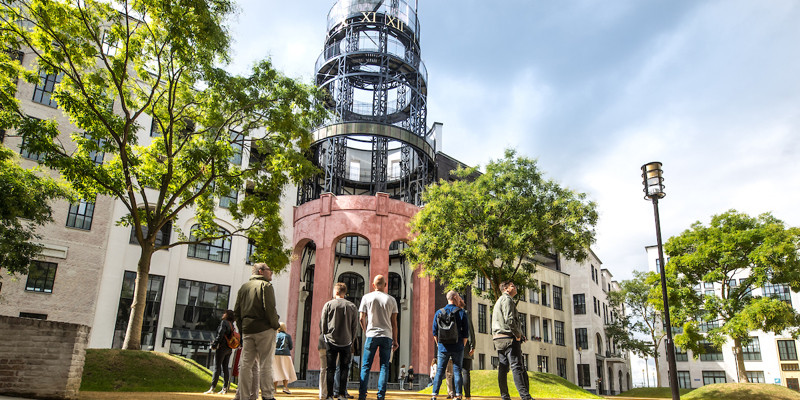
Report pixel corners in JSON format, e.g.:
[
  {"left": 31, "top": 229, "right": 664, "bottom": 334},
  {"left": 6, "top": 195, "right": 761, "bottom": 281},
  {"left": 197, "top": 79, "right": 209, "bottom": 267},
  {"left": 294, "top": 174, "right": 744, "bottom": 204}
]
[{"left": 224, "top": 0, "right": 800, "bottom": 386}]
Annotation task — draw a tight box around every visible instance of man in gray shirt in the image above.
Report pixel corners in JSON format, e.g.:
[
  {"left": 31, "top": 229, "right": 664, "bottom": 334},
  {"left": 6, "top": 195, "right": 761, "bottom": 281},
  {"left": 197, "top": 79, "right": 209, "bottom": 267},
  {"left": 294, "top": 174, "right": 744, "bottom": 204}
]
[
  {"left": 321, "top": 282, "right": 359, "bottom": 400},
  {"left": 357, "top": 275, "right": 398, "bottom": 400},
  {"left": 492, "top": 280, "right": 533, "bottom": 400}
]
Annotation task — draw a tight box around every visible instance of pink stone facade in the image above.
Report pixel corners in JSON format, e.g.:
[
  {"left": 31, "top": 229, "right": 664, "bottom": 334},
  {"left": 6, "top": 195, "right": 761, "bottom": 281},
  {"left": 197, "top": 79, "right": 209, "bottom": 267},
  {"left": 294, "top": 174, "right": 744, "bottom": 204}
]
[{"left": 287, "top": 193, "right": 436, "bottom": 373}]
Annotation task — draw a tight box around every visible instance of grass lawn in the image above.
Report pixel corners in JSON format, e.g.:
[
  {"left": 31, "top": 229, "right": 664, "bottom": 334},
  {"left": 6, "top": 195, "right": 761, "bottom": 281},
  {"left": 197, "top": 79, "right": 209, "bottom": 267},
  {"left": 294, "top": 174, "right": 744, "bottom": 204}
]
[
  {"left": 617, "top": 387, "right": 694, "bottom": 398},
  {"left": 417, "top": 370, "right": 603, "bottom": 399},
  {"left": 681, "top": 383, "right": 800, "bottom": 400},
  {"left": 81, "top": 349, "right": 236, "bottom": 392}
]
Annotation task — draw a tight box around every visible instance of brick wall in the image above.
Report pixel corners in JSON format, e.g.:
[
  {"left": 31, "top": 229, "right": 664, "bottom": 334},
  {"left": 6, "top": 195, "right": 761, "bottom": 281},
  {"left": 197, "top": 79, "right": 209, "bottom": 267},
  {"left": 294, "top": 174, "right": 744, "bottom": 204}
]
[{"left": 0, "top": 315, "right": 90, "bottom": 400}]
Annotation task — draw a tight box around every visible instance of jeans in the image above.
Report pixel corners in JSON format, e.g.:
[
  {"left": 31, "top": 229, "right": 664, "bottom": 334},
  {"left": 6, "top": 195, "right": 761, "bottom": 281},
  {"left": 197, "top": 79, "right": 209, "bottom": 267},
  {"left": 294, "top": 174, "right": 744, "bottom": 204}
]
[
  {"left": 432, "top": 350, "right": 463, "bottom": 397},
  {"left": 327, "top": 344, "right": 352, "bottom": 398},
  {"left": 497, "top": 339, "right": 531, "bottom": 400},
  {"left": 358, "top": 336, "right": 393, "bottom": 400},
  {"left": 460, "top": 358, "right": 472, "bottom": 398},
  {"left": 333, "top": 354, "right": 352, "bottom": 395},
  {"left": 211, "top": 347, "right": 232, "bottom": 390}
]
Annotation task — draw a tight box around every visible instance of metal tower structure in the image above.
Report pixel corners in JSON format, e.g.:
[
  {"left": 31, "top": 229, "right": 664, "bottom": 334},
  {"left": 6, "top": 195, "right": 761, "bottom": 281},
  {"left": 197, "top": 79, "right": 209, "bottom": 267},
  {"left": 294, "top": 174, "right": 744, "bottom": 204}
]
[{"left": 297, "top": 0, "right": 436, "bottom": 207}]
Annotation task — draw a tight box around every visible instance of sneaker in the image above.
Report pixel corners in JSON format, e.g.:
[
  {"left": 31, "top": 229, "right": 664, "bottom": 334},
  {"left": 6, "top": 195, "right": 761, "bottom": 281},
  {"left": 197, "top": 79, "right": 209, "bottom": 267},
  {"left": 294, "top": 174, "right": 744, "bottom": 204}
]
[
  {"left": 204, "top": 389, "right": 214, "bottom": 395},
  {"left": 282, "top": 389, "right": 291, "bottom": 395},
  {"left": 219, "top": 389, "right": 227, "bottom": 395}
]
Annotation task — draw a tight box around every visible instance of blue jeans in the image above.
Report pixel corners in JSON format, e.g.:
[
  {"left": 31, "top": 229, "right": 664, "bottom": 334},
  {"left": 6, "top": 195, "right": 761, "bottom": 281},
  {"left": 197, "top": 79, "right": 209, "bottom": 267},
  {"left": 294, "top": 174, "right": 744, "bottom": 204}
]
[
  {"left": 359, "top": 336, "right": 393, "bottom": 400},
  {"left": 432, "top": 350, "right": 463, "bottom": 397}
]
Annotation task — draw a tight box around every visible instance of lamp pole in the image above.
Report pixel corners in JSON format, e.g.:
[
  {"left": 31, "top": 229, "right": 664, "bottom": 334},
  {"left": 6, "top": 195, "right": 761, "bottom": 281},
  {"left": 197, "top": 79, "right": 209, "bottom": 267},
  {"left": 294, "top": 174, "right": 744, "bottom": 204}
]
[{"left": 641, "top": 162, "right": 681, "bottom": 400}]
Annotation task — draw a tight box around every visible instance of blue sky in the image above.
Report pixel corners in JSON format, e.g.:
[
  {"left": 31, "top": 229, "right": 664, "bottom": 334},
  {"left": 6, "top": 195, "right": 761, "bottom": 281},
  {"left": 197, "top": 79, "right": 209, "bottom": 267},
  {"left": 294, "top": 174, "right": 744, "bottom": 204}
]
[{"left": 227, "top": 0, "right": 800, "bottom": 385}]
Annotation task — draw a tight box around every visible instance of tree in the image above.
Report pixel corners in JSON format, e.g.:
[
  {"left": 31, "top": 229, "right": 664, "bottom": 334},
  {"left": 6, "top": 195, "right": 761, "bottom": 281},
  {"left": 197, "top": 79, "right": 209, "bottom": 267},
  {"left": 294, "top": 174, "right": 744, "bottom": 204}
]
[
  {"left": 0, "top": 145, "right": 72, "bottom": 277},
  {"left": 405, "top": 149, "right": 598, "bottom": 301},
  {"left": 606, "top": 270, "right": 687, "bottom": 387},
  {"left": 665, "top": 209, "right": 800, "bottom": 382},
  {"left": 0, "top": 0, "right": 325, "bottom": 349}
]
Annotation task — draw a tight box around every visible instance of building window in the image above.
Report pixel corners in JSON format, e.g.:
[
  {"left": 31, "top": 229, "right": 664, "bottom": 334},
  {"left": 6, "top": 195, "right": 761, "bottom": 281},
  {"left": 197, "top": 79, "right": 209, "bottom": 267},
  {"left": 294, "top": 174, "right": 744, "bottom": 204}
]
[
  {"left": 556, "top": 358, "right": 567, "bottom": 379},
  {"left": 553, "top": 286, "right": 563, "bottom": 310},
  {"left": 677, "top": 371, "right": 691, "bottom": 389},
  {"left": 523, "top": 354, "right": 529, "bottom": 371},
  {"left": 19, "top": 312, "right": 47, "bottom": 320},
  {"left": 349, "top": 161, "right": 360, "bottom": 181},
  {"left": 478, "top": 304, "right": 487, "bottom": 334},
  {"left": 171, "top": 279, "right": 231, "bottom": 356},
  {"left": 219, "top": 190, "right": 238, "bottom": 208},
  {"left": 675, "top": 345, "right": 688, "bottom": 362},
  {"left": 763, "top": 282, "right": 793, "bottom": 306},
  {"left": 478, "top": 354, "right": 485, "bottom": 370},
  {"left": 230, "top": 130, "right": 243, "bottom": 165},
  {"left": 699, "top": 340, "right": 724, "bottom": 361},
  {"left": 476, "top": 275, "right": 486, "bottom": 291},
  {"left": 101, "top": 30, "right": 119, "bottom": 56},
  {"left": 554, "top": 321, "right": 565, "bottom": 346},
  {"left": 519, "top": 313, "right": 528, "bottom": 337},
  {"left": 491, "top": 356, "right": 499, "bottom": 370},
  {"left": 542, "top": 319, "right": 550, "bottom": 343},
  {"left": 129, "top": 221, "right": 172, "bottom": 247},
  {"left": 596, "top": 333, "right": 603, "bottom": 354},
  {"left": 530, "top": 284, "right": 539, "bottom": 304},
  {"left": 575, "top": 328, "right": 588, "bottom": 350},
  {"left": 788, "top": 378, "right": 800, "bottom": 391},
  {"left": 112, "top": 271, "right": 164, "bottom": 350},
  {"left": 66, "top": 199, "right": 95, "bottom": 230},
  {"left": 82, "top": 133, "right": 105, "bottom": 165},
  {"left": 702, "top": 371, "right": 726, "bottom": 385},
  {"left": 698, "top": 312, "right": 720, "bottom": 332},
  {"left": 591, "top": 264, "right": 596, "bottom": 282},
  {"left": 577, "top": 364, "right": 591, "bottom": 387},
  {"left": 781, "top": 363, "right": 799, "bottom": 371},
  {"left": 19, "top": 136, "right": 44, "bottom": 161},
  {"left": 541, "top": 283, "right": 549, "bottom": 307},
  {"left": 518, "top": 288, "right": 526, "bottom": 302},
  {"left": 187, "top": 224, "right": 231, "bottom": 263},
  {"left": 745, "top": 371, "right": 765, "bottom": 383},
  {"left": 574, "top": 293, "right": 585, "bottom": 314},
  {"left": 343, "top": 236, "right": 360, "bottom": 256},
  {"left": 536, "top": 355, "right": 549, "bottom": 373},
  {"left": 25, "top": 261, "right": 57, "bottom": 293},
  {"left": 593, "top": 296, "right": 598, "bottom": 315},
  {"left": 246, "top": 239, "right": 256, "bottom": 265},
  {"left": 150, "top": 118, "right": 161, "bottom": 137},
  {"left": 32, "top": 71, "right": 62, "bottom": 107},
  {"left": 778, "top": 340, "right": 798, "bottom": 361},
  {"left": 741, "top": 337, "right": 762, "bottom": 361}
]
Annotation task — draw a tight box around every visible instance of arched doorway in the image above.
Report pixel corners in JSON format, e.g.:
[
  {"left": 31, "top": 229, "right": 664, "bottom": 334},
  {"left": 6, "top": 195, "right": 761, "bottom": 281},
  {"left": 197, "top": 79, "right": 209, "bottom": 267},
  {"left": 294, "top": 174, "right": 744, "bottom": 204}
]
[
  {"left": 388, "top": 271, "right": 403, "bottom": 382},
  {"left": 609, "top": 366, "right": 614, "bottom": 394},
  {"left": 297, "top": 241, "right": 316, "bottom": 380},
  {"left": 619, "top": 370, "right": 623, "bottom": 393},
  {"left": 334, "top": 234, "right": 370, "bottom": 388}
]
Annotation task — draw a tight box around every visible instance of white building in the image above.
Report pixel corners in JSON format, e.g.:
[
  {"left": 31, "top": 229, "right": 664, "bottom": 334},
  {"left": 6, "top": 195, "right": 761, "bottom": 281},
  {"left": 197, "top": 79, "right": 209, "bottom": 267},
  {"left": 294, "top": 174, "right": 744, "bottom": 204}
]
[
  {"left": 562, "top": 250, "right": 633, "bottom": 395},
  {"left": 646, "top": 245, "right": 800, "bottom": 391}
]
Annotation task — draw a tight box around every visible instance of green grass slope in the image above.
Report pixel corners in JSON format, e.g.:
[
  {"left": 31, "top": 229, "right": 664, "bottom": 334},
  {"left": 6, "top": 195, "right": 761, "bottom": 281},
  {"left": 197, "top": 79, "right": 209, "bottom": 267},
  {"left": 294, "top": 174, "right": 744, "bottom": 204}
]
[
  {"left": 417, "top": 370, "right": 603, "bottom": 399},
  {"left": 81, "top": 349, "right": 235, "bottom": 392},
  {"left": 681, "top": 383, "right": 800, "bottom": 400},
  {"left": 617, "top": 387, "right": 695, "bottom": 398}
]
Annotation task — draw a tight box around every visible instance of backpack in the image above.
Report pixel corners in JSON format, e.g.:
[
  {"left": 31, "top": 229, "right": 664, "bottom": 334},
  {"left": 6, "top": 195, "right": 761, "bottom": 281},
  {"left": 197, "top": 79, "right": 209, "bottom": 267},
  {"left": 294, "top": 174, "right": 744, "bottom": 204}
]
[
  {"left": 436, "top": 307, "right": 459, "bottom": 345},
  {"left": 226, "top": 321, "right": 241, "bottom": 349}
]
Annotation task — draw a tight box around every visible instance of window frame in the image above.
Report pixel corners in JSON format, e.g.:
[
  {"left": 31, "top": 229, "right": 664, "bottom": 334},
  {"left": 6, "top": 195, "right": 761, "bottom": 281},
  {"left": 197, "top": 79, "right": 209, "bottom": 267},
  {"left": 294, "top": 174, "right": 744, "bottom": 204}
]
[
  {"left": 66, "top": 198, "right": 95, "bottom": 230},
  {"left": 574, "top": 293, "right": 586, "bottom": 314},
  {"left": 25, "top": 261, "right": 57, "bottom": 293},
  {"left": 186, "top": 224, "right": 232, "bottom": 264},
  {"left": 32, "top": 70, "right": 63, "bottom": 108}
]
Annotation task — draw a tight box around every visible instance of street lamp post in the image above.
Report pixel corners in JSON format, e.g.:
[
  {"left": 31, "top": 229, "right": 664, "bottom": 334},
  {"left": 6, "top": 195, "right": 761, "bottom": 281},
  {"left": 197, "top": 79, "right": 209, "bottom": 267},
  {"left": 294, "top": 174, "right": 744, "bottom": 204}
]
[{"left": 641, "top": 162, "right": 681, "bottom": 400}]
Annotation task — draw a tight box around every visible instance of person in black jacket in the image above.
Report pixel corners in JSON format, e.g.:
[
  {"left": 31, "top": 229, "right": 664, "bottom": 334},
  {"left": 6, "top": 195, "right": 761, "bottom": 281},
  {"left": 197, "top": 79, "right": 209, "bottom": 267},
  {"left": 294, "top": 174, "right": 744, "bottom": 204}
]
[{"left": 205, "top": 309, "right": 236, "bottom": 394}]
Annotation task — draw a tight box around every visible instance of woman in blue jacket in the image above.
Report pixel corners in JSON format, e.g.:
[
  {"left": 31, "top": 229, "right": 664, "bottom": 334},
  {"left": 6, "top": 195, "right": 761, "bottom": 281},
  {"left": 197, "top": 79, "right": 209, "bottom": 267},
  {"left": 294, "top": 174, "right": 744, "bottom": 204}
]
[{"left": 272, "top": 322, "right": 297, "bottom": 394}]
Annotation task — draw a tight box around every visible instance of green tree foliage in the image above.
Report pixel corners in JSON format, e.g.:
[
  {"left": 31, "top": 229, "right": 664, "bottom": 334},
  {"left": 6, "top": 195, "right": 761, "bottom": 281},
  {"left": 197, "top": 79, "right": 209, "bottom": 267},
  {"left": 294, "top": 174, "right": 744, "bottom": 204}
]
[
  {"left": 405, "top": 149, "right": 598, "bottom": 301},
  {"left": 0, "top": 0, "right": 325, "bottom": 349},
  {"left": 665, "top": 209, "right": 800, "bottom": 382},
  {"left": 0, "top": 145, "right": 71, "bottom": 277}
]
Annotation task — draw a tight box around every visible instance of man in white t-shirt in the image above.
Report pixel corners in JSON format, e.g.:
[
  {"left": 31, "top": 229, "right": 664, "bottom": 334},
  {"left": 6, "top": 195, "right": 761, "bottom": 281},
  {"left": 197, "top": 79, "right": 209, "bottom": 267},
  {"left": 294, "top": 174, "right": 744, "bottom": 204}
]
[{"left": 357, "top": 275, "right": 398, "bottom": 400}]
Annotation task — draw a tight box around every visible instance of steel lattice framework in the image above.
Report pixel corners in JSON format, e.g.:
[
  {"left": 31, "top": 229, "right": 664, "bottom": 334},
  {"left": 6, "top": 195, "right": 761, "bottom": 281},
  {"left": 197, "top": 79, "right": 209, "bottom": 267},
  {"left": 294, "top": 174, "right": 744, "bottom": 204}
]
[{"left": 297, "top": 0, "right": 436, "bottom": 207}]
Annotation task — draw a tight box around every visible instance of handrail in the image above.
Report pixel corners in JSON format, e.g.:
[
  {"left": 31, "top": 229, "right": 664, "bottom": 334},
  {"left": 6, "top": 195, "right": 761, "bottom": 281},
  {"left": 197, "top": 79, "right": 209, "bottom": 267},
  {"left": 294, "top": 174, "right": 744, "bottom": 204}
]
[
  {"left": 315, "top": 36, "right": 428, "bottom": 85},
  {"left": 327, "top": 0, "right": 420, "bottom": 37}
]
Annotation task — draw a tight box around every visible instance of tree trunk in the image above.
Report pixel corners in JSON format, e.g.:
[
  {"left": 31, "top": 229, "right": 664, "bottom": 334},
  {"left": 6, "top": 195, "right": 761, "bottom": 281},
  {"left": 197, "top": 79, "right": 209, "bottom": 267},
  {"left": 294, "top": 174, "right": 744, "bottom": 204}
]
[
  {"left": 733, "top": 337, "right": 750, "bottom": 382},
  {"left": 122, "top": 245, "right": 154, "bottom": 350},
  {"left": 654, "top": 355, "right": 662, "bottom": 387}
]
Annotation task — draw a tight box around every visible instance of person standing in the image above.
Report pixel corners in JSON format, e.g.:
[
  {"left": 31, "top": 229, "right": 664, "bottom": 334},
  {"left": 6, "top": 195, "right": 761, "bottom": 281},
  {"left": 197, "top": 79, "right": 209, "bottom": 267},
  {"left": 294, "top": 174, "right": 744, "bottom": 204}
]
[
  {"left": 428, "top": 358, "right": 437, "bottom": 388},
  {"left": 398, "top": 365, "right": 406, "bottom": 390},
  {"left": 406, "top": 365, "right": 414, "bottom": 391},
  {"left": 358, "top": 275, "right": 399, "bottom": 400},
  {"left": 431, "top": 291, "right": 469, "bottom": 400},
  {"left": 205, "top": 310, "right": 236, "bottom": 394},
  {"left": 234, "top": 263, "right": 280, "bottom": 400},
  {"left": 322, "top": 282, "right": 359, "bottom": 400},
  {"left": 273, "top": 322, "right": 297, "bottom": 394},
  {"left": 492, "top": 281, "right": 533, "bottom": 400},
  {"left": 459, "top": 296, "right": 476, "bottom": 400}
]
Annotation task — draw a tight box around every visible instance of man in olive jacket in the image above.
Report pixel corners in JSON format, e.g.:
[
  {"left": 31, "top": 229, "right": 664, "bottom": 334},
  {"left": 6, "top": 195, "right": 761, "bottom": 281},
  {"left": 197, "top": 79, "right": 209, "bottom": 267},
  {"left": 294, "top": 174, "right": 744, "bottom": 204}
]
[
  {"left": 235, "top": 263, "right": 281, "bottom": 400},
  {"left": 492, "top": 281, "right": 533, "bottom": 400}
]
